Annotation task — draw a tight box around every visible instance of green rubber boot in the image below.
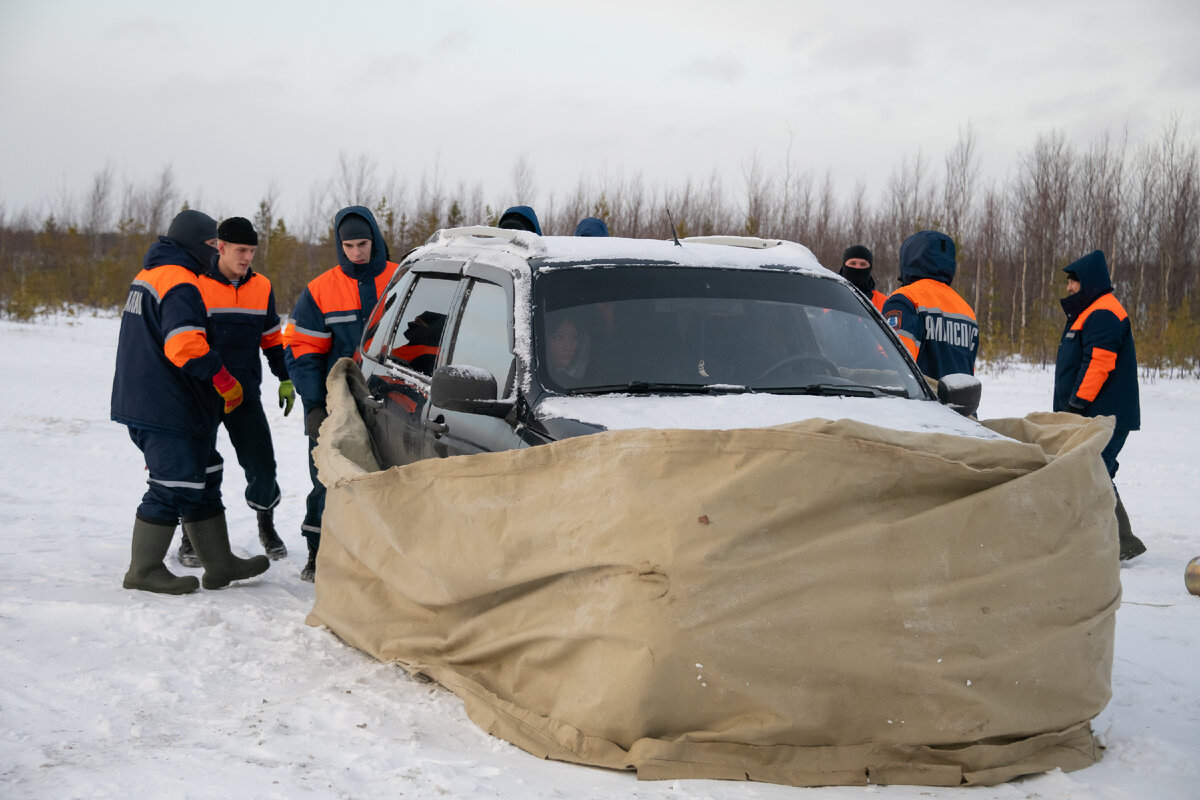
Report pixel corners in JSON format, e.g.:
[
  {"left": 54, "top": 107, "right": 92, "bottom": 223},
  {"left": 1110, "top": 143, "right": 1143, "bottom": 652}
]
[
  {"left": 1114, "top": 489, "right": 1147, "bottom": 561},
  {"left": 184, "top": 513, "right": 271, "bottom": 590},
  {"left": 123, "top": 518, "right": 200, "bottom": 595}
]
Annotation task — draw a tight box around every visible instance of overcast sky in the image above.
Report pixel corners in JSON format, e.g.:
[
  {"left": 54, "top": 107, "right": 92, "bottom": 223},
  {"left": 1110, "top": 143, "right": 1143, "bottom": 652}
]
[{"left": 2, "top": 0, "right": 1198, "bottom": 228}]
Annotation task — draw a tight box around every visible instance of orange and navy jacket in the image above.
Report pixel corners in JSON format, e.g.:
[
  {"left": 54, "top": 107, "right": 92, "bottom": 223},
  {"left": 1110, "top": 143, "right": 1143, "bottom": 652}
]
[
  {"left": 869, "top": 289, "right": 886, "bottom": 313},
  {"left": 286, "top": 206, "right": 399, "bottom": 411},
  {"left": 1054, "top": 250, "right": 1140, "bottom": 431},
  {"left": 110, "top": 238, "right": 225, "bottom": 435},
  {"left": 882, "top": 231, "right": 978, "bottom": 379},
  {"left": 197, "top": 267, "right": 288, "bottom": 398}
]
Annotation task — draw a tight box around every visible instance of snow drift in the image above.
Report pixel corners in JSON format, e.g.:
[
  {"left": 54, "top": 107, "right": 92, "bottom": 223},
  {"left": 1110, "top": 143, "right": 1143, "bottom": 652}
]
[{"left": 307, "top": 358, "right": 1119, "bottom": 787}]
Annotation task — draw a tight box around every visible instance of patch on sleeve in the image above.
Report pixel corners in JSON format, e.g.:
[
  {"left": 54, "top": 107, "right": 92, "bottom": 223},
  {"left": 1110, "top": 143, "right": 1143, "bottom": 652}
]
[{"left": 884, "top": 310, "right": 902, "bottom": 330}]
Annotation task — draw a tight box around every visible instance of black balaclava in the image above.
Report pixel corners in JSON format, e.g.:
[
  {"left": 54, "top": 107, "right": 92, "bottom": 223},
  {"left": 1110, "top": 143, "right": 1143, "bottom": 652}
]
[
  {"left": 839, "top": 244, "right": 876, "bottom": 296},
  {"left": 166, "top": 210, "right": 219, "bottom": 272}
]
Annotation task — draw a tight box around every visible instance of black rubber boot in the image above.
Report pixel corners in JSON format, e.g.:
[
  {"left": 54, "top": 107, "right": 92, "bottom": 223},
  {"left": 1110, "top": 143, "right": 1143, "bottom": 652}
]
[
  {"left": 123, "top": 518, "right": 200, "bottom": 595},
  {"left": 177, "top": 530, "right": 201, "bottom": 568},
  {"left": 1114, "top": 489, "right": 1147, "bottom": 561},
  {"left": 185, "top": 513, "right": 271, "bottom": 590},
  {"left": 257, "top": 510, "right": 288, "bottom": 560},
  {"left": 300, "top": 539, "right": 317, "bottom": 583}
]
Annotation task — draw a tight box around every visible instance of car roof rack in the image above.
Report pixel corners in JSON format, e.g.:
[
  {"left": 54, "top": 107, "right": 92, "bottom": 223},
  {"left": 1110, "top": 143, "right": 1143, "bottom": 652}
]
[
  {"left": 680, "top": 235, "right": 806, "bottom": 250},
  {"left": 425, "top": 225, "right": 543, "bottom": 250}
]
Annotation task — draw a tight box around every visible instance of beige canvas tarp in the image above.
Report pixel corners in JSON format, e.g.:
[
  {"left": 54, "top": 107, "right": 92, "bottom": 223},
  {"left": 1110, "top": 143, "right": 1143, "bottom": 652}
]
[{"left": 308, "top": 358, "right": 1120, "bottom": 787}]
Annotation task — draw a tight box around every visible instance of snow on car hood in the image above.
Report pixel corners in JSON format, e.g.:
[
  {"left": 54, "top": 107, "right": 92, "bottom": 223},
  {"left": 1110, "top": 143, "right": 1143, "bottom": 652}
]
[{"left": 537, "top": 393, "right": 1009, "bottom": 440}]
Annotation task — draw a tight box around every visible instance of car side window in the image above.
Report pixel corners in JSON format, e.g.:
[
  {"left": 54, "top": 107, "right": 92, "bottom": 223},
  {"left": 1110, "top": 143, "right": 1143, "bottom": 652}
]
[
  {"left": 360, "top": 271, "right": 408, "bottom": 361},
  {"left": 386, "top": 275, "right": 459, "bottom": 376},
  {"left": 446, "top": 280, "right": 514, "bottom": 399}
]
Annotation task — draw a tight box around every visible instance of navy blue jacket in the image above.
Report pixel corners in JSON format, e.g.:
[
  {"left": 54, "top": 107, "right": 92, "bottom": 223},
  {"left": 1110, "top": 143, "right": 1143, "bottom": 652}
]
[
  {"left": 197, "top": 267, "right": 288, "bottom": 399},
  {"left": 111, "top": 238, "right": 225, "bottom": 436},
  {"left": 881, "top": 231, "right": 978, "bottom": 379},
  {"left": 1054, "top": 250, "right": 1140, "bottom": 431},
  {"left": 286, "top": 207, "right": 398, "bottom": 411}
]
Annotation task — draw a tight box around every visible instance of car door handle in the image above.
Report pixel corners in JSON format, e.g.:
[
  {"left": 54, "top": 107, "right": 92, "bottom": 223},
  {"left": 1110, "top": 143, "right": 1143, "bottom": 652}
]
[{"left": 425, "top": 416, "right": 449, "bottom": 436}]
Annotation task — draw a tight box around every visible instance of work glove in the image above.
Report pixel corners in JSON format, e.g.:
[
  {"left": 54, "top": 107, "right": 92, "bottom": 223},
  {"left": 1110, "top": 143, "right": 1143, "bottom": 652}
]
[
  {"left": 305, "top": 405, "right": 328, "bottom": 440},
  {"left": 1067, "top": 398, "right": 1088, "bottom": 415},
  {"left": 278, "top": 380, "right": 295, "bottom": 417},
  {"left": 212, "top": 366, "right": 244, "bottom": 414}
]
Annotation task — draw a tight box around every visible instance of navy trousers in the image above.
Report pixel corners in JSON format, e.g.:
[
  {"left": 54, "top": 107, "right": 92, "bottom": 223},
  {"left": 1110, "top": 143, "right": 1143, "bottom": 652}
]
[
  {"left": 128, "top": 426, "right": 224, "bottom": 525},
  {"left": 302, "top": 436, "right": 325, "bottom": 549},
  {"left": 221, "top": 394, "right": 281, "bottom": 512}
]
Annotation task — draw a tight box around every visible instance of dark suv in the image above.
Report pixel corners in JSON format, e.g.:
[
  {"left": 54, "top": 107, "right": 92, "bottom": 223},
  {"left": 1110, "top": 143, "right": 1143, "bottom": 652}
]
[{"left": 353, "top": 228, "right": 986, "bottom": 467}]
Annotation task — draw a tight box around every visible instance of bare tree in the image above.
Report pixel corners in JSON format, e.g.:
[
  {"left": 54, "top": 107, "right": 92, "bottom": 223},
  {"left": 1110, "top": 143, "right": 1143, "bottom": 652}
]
[
  {"left": 511, "top": 154, "right": 536, "bottom": 208},
  {"left": 332, "top": 151, "right": 380, "bottom": 208}
]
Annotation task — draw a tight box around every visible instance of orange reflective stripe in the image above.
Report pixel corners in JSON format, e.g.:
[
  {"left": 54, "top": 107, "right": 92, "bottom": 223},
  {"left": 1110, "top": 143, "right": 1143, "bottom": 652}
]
[
  {"left": 1070, "top": 293, "right": 1128, "bottom": 331},
  {"left": 135, "top": 264, "right": 198, "bottom": 299},
  {"left": 261, "top": 329, "right": 284, "bottom": 349},
  {"left": 1077, "top": 347, "right": 1118, "bottom": 402},
  {"left": 282, "top": 320, "right": 295, "bottom": 348},
  {"left": 892, "top": 280, "right": 976, "bottom": 319},
  {"left": 896, "top": 332, "right": 919, "bottom": 361},
  {"left": 308, "top": 268, "right": 362, "bottom": 313},
  {"left": 289, "top": 327, "right": 333, "bottom": 359},
  {"left": 196, "top": 274, "right": 273, "bottom": 312},
  {"left": 390, "top": 344, "right": 439, "bottom": 362},
  {"left": 164, "top": 328, "right": 210, "bottom": 368}
]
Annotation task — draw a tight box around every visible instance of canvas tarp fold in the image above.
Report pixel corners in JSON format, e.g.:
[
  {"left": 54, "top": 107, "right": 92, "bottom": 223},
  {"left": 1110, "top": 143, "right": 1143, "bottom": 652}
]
[{"left": 308, "top": 358, "right": 1119, "bottom": 787}]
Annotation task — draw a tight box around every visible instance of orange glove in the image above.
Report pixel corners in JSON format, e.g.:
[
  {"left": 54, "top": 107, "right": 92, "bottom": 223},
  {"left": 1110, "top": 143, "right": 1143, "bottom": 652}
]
[{"left": 212, "top": 367, "right": 244, "bottom": 413}]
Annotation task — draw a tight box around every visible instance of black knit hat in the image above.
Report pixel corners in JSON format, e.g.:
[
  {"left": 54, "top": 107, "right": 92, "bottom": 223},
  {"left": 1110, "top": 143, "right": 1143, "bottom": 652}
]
[
  {"left": 217, "top": 216, "right": 258, "bottom": 246},
  {"left": 337, "top": 213, "right": 374, "bottom": 242},
  {"left": 842, "top": 244, "right": 873, "bottom": 266}
]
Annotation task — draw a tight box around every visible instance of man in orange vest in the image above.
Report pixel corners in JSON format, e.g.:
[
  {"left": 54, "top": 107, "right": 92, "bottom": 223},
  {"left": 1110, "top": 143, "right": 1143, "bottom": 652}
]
[
  {"left": 882, "top": 231, "right": 978, "bottom": 379},
  {"left": 286, "top": 206, "right": 400, "bottom": 581},
  {"left": 1054, "top": 250, "right": 1145, "bottom": 560},
  {"left": 178, "top": 217, "right": 293, "bottom": 567}
]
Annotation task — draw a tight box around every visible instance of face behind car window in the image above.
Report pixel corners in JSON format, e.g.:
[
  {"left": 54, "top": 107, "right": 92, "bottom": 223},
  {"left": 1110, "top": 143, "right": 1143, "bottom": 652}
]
[{"left": 535, "top": 266, "right": 925, "bottom": 397}]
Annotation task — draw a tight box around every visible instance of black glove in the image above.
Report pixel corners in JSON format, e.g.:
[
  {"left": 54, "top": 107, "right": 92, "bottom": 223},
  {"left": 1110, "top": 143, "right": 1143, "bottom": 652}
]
[
  {"left": 305, "top": 405, "right": 328, "bottom": 439},
  {"left": 1067, "top": 399, "right": 1088, "bottom": 415}
]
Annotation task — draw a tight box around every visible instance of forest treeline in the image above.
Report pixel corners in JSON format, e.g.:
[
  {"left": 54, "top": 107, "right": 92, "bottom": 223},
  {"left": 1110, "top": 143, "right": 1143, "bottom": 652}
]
[{"left": 1, "top": 120, "right": 1197, "bottom": 374}]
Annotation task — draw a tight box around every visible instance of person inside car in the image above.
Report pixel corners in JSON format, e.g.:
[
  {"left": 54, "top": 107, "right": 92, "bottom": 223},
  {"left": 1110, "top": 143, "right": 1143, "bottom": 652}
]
[
  {"left": 390, "top": 310, "right": 446, "bottom": 375},
  {"left": 546, "top": 315, "right": 589, "bottom": 387}
]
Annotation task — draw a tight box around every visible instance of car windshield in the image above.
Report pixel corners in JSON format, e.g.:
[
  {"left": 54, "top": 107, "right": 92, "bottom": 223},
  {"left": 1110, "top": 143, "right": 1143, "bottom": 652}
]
[{"left": 534, "top": 265, "right": 927, "bottom": 398}]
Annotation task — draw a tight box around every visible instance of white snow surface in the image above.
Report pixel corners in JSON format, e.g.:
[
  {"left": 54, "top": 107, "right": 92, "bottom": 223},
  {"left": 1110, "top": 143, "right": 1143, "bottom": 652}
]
[
  {"left": 2, "top": 313, "right": 1198, "bottom": 800},
  {"left": 538, "top": 392, "right": 1008, "bottom": 440}
]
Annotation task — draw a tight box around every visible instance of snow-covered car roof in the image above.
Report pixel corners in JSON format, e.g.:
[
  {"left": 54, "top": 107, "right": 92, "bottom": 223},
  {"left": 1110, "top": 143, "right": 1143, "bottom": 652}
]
[{"left": 413, "top": 227, "right": 830, "bottom": 276}]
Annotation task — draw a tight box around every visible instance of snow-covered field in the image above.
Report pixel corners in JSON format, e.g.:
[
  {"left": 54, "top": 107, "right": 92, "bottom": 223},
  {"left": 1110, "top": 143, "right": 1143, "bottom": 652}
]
[{"left": 2, "top": 313, "right": 1197, "bottom": 800}]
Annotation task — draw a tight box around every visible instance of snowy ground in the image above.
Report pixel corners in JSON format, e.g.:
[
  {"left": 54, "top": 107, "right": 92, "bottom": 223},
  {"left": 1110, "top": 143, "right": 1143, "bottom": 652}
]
[{"left": 1, "top": 312, "right": 1197, "bottom": 800}]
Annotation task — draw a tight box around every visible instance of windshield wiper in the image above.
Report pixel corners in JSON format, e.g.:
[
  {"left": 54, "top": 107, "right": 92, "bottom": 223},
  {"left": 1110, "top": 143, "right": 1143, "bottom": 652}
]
[
  {"left": 569, "top": 381, "right": 750, "bottom": 396},
  {"left": 768, "top": 383, "right": 907, "bottom": 398}
]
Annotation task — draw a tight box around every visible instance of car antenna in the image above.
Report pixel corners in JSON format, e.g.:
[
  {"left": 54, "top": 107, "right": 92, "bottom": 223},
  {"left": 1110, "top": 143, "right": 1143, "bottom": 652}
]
[{"left": 666, "top": 207, "right": 682, "bottom": 246}]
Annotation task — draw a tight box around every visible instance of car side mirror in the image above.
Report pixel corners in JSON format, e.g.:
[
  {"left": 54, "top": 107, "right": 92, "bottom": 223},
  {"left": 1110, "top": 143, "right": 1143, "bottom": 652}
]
[
  {"left": 937, "top": 373, "right": 982, "bottom": 418},
  {"left": 431, "top": 365, "right": 515, "bottom": 418}
]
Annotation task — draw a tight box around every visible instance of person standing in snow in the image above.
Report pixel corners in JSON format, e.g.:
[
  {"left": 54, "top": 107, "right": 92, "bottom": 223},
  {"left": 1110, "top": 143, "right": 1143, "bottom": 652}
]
[
  {"left": 285, "top": 206, "right": 399, "bottom": 582},
  {"left": 176, "top": 217, "right": 292, "bottom": 568},
  {"left": 839, "top": 244, "right": 886, "bottom": 312},
  {"left": 110, "top": 210, "right": 270, "bottom": 594},
  {"left": 881, "top": 230, "right": 979, "bottom": 380},
  {"left": 497, "top": 205, "right": 542, "bottom": 234},
  {"left": 1054, "top": 250, "right": 1146, "bottom": 561}
]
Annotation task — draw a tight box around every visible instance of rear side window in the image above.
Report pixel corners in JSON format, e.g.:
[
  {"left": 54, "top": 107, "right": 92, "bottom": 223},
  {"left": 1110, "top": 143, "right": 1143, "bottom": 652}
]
[
  {"left": 386, "top": 275, "right": 459, "bottom": 376},
  {"left": 446, "top": 280, "right": 514, "bottom": 398}
]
